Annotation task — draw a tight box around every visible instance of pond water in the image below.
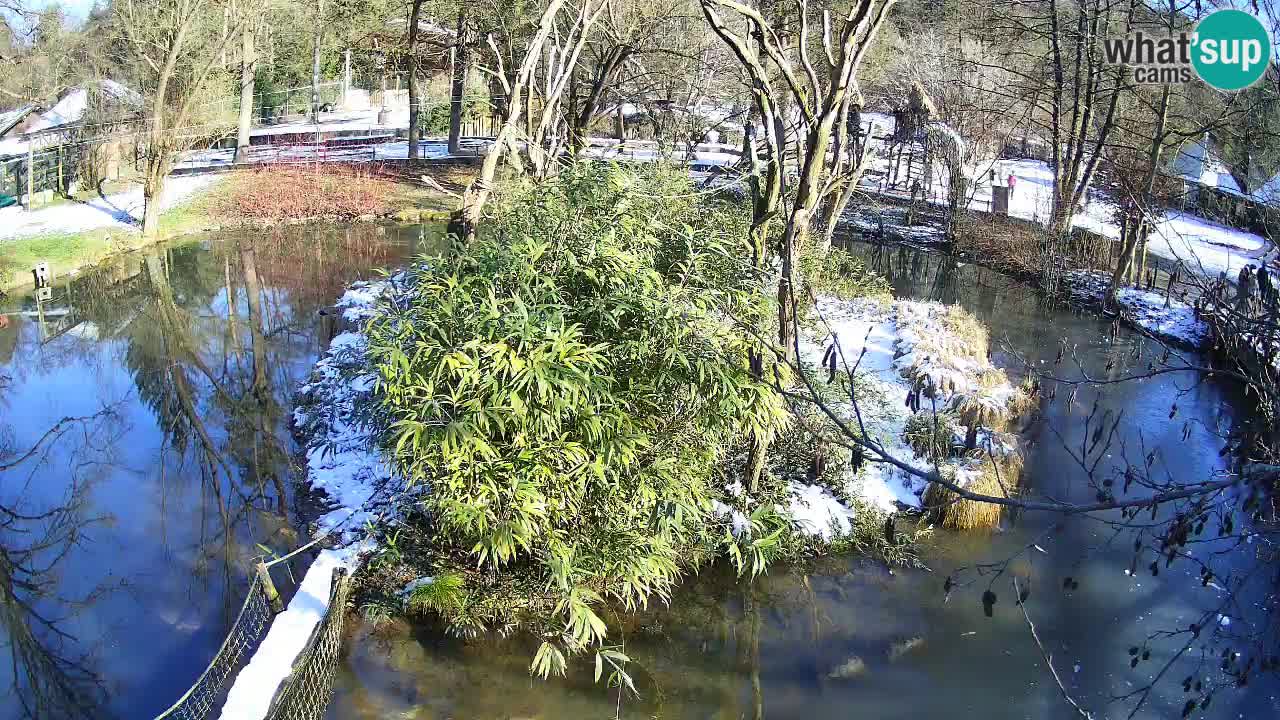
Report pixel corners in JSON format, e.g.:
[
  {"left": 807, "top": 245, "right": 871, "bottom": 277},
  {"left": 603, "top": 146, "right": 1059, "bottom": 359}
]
[
  {"left": 0, "top": 222, "right": 444, "bottom": 719},
  {"left": 324, "top": 240, "right": 1279, "bottom": 719}
]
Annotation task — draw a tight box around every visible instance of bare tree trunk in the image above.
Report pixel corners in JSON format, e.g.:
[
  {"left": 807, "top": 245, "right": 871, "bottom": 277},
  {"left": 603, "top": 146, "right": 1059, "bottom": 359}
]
[
  {"left": 407, "top": 0, "right": 425, "bottom": 159},
  {"left": 142, "top": 101, "right": 172, "bottom": 240},
  {"left": 447, "top": 8, "right": 469, "bottom": 155},
  {"left": 450, "top": 0, "right": 569, "bottom": 243},
  {"left": 701, "top": 0, "right": 895, "bottom": 488},
  {"left": 1047, "top": 0, "right": 1128, "bottom": 238},
  {"left": 568, "top": 46, "right": 631, "bottom": 156},
  {"left": 817, "top": 93, "right": 874, "bottom": 251},
  {"left": 525, "top": 1, "right": 606, "bottom": 175},
  {"left": 1105, "top": 6, "right": 1172, "bottom": 308},
  {"left": 234, "top": 21, "right": 255, "bottom": 164},
  {"left": 142, "top": 165, "right": 165, "bottom": 239},
  {"left": 310, "top": 0, "right": 324, "bottom": 123},
  {"left": 128, "top": 0, "right": 243, "bottom": 241}
]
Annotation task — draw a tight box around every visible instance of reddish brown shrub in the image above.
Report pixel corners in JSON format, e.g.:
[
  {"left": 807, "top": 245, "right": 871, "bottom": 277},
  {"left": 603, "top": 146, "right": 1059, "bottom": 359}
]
[
  {"left": 216, "top": 164, "right": 403, "bottom": 221},
  {"left": 954, "top": 212, "right": 1113, "bottom": 277}
]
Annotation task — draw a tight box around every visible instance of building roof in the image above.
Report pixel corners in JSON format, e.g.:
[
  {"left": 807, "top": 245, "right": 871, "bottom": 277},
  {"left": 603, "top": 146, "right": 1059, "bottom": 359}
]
[
  {"left": 0, "top": 80, "right": 143, "bottom": 159},
  {"left": 1252, "top": 170, "right": 1280, "bottom": 206},
  {"left": 23, "top": 80, "right": 143, "bottom": 134},
  {"left": 1171, "top": 134, "right": 1245, "bottom": 197},
  {"left": 0, "top": 104, "right": 36, "bottom": 137}
]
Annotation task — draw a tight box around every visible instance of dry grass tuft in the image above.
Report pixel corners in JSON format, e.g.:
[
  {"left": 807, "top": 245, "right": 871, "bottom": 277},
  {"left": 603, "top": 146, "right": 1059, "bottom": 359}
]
[
  {"left": 939, "top": 306, "right": 990, "bottom": 361},
  {"left": 924, "top": 453, "right": 1023, "bottom": 531},
  {"left": 903, "top": 411, "right": 961, "bottom": 462},
  {"left": 953, "top": 214, "right": 1113, "bottom": 277},
  {"left": 951, "top": 391, "right": 1009, "bottom": 432},
  {"left": 897, "top": 305, "right": 990, "bottom": 398},
  {"left": 1005, "top": 376, "right": 1041, "bottom": 422}
]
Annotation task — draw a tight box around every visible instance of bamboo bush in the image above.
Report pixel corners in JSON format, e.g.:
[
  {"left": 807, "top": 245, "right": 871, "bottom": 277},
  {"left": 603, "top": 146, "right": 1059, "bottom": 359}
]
[{"left": 366, "top": 164, "right": 788, "bottom": 674}]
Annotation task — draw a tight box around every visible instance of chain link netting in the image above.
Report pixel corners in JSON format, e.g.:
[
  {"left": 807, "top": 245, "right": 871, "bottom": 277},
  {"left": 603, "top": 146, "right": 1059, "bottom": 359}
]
[
  {"left": 154, "top": 566, "right": 355, "bottom": 720},
  {"left": 154, "top": 576, "right": 272, "bottom": 720},
  {"left": 262, "top": 568, "right": 353, "bottom": 720}
]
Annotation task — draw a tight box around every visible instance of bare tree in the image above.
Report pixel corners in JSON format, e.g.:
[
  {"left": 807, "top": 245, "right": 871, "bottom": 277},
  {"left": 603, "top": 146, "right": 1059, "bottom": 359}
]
[
  {"left": 447, "top": 6, "right": 470, "bottom": 154},
  {"left": 233, "top": 3, "right": 263, "bottom": 163},
  {"left": 112, "top": 0, "right": 243, "bottom": 238},
  {"left": 449, "top": 0, "right": 612, "bottom": 241},
  {"left": 406, "top": 0, "right": 426, "bottom": 158}
]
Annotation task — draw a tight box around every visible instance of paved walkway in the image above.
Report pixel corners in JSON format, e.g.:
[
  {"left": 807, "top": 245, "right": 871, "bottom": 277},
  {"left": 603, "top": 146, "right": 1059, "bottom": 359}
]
[{"left": 0, "top": 175, "right": 223, "bottom": 241}]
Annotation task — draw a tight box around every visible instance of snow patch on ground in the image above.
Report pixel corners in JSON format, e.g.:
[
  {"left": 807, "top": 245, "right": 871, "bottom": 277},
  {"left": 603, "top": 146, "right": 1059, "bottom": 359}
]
[
  {"left": 292, "top": 280, "right": 406, "bottom": 541},
  {"left": 399, "top": 577, "right": 435, "bottom": 598},
  {"left": 1063, "top": 270, "right": 1209, "bottom": 349},
  {"left": 962, "top": 159, "right": 1271, "bottom": 278},
  {"left": 217, "top": 279, "right": 407, "bottom": 720},
  {"left": 0, "top": 174, "right": 222, "bottom": 241},
  {"left": 800, "top": 297, "right": 932, "bottom": 514},
  {"left": 854, "top": 119, "right": 1273, "bottom": 279},
  {"left": 787, "top": 481, "right": 855, "bottom": 539}
]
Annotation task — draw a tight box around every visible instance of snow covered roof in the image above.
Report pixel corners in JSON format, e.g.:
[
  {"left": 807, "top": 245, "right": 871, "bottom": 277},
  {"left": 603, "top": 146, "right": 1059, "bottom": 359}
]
[
  {"left": 1252, "top": 171, "right": 1280, "bottom": 206},
  {"left": 0, "top": 81, "right": 142, "bottom": 160},
  {"left": 22, "top": 80, "right": 143, "bottom": 134},
  {"left": 1171, "top": 135, "right": 1244, "bottom": 197},
  {"left": 0, "top": 105, "right": 35, "bottom": 136}
]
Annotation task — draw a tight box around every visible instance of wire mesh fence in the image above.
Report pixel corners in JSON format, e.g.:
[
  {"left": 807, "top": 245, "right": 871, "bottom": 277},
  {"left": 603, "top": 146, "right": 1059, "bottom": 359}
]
[
  {"left": 262, "top": 568, "right": 353, "bottom": 720},
  {"left": 0, "top": 145, "right": 83, "bottom": 204},
  {"left": 149, "top": 563, "right": 355, "bottom": 720},
  {"left": 250, "top": 82, "right": 347, "bottom": 126},
  {"left": 153, "top": 576, "right": 273, "bottom": 720}
]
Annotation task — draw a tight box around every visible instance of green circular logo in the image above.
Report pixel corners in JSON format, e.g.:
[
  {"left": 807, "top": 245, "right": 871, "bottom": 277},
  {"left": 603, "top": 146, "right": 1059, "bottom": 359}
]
[{"left": 1192, "top": 9, "right": 1271, "bottom": 91}]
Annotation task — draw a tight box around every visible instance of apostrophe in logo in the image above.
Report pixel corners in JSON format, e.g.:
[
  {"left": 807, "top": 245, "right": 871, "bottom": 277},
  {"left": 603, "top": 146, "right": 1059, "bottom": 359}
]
[{"left": 1191, "top": 9, "right": 1271, "bottom": 91}]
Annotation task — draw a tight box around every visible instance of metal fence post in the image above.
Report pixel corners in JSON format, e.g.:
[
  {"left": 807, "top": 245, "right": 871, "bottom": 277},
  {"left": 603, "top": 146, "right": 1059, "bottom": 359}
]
[{"left": 26, "top": 145, "right": 34, "bottom": 211}]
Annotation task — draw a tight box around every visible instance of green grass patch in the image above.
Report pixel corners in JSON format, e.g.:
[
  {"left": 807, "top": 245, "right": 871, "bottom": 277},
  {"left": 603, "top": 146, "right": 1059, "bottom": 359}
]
[
  {"left": 0, "top": 182, "right": 227, "bottom": 291},
  {"left": 0, "top": 165, "right": 465, "bottom": 291}
]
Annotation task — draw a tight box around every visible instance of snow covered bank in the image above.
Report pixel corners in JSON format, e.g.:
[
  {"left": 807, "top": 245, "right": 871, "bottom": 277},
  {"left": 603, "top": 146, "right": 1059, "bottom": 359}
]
[
  {"left": 291, "top": 281, "right": 407, "bottom": 540},
  {"left": 1063, "top": 270, "right": 1209, "bottom": 350},
  {"left": 856, "top": 115, "right": 1273, "bottom": 278},
  {"left": 955, "top": 158, "right": 1273, "bottom": 278},
  {"left": 841, "top": 202, "right": 948, "bottom": 245},
  {"left": 724, "top": 296, "right": 1029, "bottom": 539},
  {"left": 216, "top": 280, "right": 406, "bottom": 720}
]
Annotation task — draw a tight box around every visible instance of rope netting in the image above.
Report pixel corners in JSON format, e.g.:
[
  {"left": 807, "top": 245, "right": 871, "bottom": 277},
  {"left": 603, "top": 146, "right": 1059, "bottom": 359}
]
[
  {"left": 153, "top": 576, "right": 273, "bottom": 720},
  {"left": 151, "top": 562, "right": 356, "bottom": 720},
  {"left": 262, "top": 568, "right": 353, "bottom": 720}
]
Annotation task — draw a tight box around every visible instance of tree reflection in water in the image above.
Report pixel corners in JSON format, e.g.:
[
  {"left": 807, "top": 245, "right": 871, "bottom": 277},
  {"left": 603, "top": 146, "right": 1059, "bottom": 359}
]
[
  {"left": 0, "top": 222, "right": 428, "bottom": 718},
  {"left": 1, "top": 410, "right": 122, "bottom": 720}
]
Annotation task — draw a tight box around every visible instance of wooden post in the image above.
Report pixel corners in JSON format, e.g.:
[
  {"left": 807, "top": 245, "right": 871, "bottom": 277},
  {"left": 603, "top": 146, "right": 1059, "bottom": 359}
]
[
  {"left": 57, "top": 145, "right": 63, "bottom": 196},
  {"left": 256, "top": 561, "right": 285, "bottom": 613}
]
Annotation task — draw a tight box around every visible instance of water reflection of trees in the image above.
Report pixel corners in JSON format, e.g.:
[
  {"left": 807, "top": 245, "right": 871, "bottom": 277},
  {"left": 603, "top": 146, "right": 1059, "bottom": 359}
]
[
  {"left": 116, "top": 227, "right": 412, "bottom": 598},
  {"left": 0, "top": 225, "right": 408, "bottom": 716},
  {"left": 333, "top": 559, "right": 862, "bottom": 720},
  {"left": 0, "top": 411, "right": 121, "bottom": 720}
]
